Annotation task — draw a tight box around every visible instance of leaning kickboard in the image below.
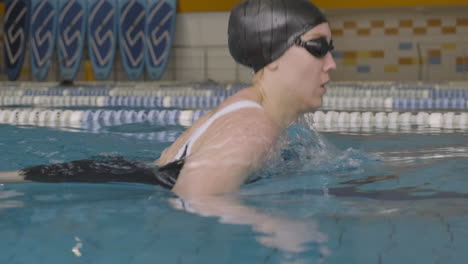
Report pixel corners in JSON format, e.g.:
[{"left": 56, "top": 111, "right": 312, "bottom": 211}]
[
  {"left": 57, "top": 0, "right": 87, "bottom": 81},
  {"left": 30, "top": 0, "right": 58, "bottom": 81},
  {"left": 88, "top": 0, "right": 118, "bottom": 80},
  {"left": 3, "top": 0, "right": 30, "bottom": 81},
  {"left": 145, "top": 0, "right": 177, "bottom": 81},
  {"left": 118, "top": 0, "right": 146, "bottom": 81}
]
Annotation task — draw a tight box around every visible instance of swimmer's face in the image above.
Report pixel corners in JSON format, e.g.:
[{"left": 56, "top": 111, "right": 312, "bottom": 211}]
[{"left": 274, "top": 23, "right": 336, "bottom": 112}]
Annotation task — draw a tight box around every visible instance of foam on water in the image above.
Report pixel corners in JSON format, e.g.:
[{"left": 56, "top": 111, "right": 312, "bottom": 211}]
[{"left": 258, "top": 118, "right": 377, "bottom": 180}]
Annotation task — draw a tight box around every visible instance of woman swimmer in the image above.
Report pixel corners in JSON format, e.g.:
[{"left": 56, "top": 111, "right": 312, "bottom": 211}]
[{"left": 1, "top": 0, "right": 336, "bottom": 199}]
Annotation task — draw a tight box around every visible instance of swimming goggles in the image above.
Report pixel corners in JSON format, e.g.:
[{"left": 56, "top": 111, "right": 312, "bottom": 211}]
[{"left": 294, "top": 37, "right": 334, "bottom": 58}]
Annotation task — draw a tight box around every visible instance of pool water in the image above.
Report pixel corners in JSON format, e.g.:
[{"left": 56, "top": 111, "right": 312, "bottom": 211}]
[{"left": 1, "top": 120, "right": 468, "bottom": 264}]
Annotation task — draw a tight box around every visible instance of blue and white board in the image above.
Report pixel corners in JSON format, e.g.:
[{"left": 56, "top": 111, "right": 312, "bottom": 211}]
[
  {"left": 57, "top": 0, "right": 87, "bottom": 80},
  {"left": 145, "top": 0, "right": 177, "bottom": 80},
  {"left": 3, "top": 0, "right": 30, "bottom": 81},
  {"left": 118, "top": 0, "right": 146, "bottom": 81},
  {"left": 88, "top": 0, "right": 117, "bottom": 80},
  {"left": 30, "top": 0, "right": 58, "bottom": 81}
]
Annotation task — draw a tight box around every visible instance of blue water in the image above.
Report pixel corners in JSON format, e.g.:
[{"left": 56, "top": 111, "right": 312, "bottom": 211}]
[{"left": 1, "top": 121, "right": 468, "bottom": 264}]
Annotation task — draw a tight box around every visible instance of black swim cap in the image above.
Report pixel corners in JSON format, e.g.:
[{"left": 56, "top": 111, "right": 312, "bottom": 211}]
[{"left": 228, "top": 0, "right": 327, "bottom": 72}]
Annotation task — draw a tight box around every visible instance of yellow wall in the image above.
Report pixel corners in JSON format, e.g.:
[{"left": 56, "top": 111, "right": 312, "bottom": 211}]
[
  {"left": 178, "top": 0, "right": 468, "bottom": 12},
  {"left": 0, "top": 1, "right": 465, "bottom": 15}
]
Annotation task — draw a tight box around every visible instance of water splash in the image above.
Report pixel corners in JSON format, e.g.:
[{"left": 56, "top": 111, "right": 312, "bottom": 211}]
[{"left": 259, "top": 116, "right": 377, "bottom": 179}]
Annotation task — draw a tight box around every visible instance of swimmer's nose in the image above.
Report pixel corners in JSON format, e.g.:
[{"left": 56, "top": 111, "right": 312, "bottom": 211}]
[{"left": 323, "top": 52, "right": 337, "bottom": 73}]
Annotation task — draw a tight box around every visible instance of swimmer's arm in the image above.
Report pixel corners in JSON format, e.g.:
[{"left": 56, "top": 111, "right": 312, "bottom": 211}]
[
  {"left": 172, "top": 114, "right": 278, "bottom": 198},
  {"left": 0, "top": 171, "right": 30, "bottom": 183}
]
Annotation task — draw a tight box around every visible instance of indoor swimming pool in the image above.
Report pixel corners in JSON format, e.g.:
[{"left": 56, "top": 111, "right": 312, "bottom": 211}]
[{"left": 1, "top": 82, "right": 468, "bottom": 264}]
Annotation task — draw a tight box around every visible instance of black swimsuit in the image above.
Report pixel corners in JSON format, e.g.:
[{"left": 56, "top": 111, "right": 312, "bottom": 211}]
[
  {"left": 20, "top": 146, "right": 260, "bottom": 188},
  {"left": 21, "top": 153, "right": 187, "bottom": 190}
]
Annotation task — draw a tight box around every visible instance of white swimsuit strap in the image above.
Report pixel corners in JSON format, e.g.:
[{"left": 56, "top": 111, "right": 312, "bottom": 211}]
[{"left": 174, "top": 100, "right": 263, "bottom": 160}]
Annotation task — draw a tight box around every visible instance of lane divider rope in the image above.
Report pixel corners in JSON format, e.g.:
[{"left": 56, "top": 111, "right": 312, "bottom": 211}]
[
  {"left": 308, "top": 111, "right": 468, "bottom": 129},
  {"left": 1, "top": 95, "right": 468, "bottom": 110},
  {"left": 0, "top": 96, "right": 227, "bottom": 109},
  {"left": 0, "top": 109, "right": 209, "bottom": 128},
  {"left": 322, "top": 96, "right": 468, "bottom": 110},
  {"left": 1, "top": 109, "right": 468, "bottom": 129}
]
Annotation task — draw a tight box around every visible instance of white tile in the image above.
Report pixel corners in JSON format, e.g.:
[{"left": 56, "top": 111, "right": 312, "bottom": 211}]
[
  {"left": 329, "top": 20, "right": 344, "bottom": 30},
  {"left": 343, "top": 28, "right": 357, "bottom": 37},
  {"left": 456, "top": 26, "right": 468, "bottom": 34},
  {"left": 427, "top": 27, "right": 441, "bottom": 36},
  {"left": 206, "top": 69, "right": 236, "bottom": 82},
  {"left": 383, "top": 18, "right": 399, "bottom": 28},
  {"left": 176, "top": 69, "right": 205, "bottom": 81},
  {"left": 205, "top": 47, "right": 231, "bottom": 57},
  {"left": 412, "top": 16, "right": 427, "bottom": 27},
  {"left": 173, "top": 48, "right": 205, "bottom": 70},
  {"left": 173, "top": 14, "right": 203, "bottom": 46},
  {"left": 441, "top": 16, "right": 456, "bottom": 27},
  {"left": 370, "top": 28, "right": 385, "bottom": 37},
  {"left": 200, "top": 12, "right": 230, "bottom": 46},
  {"left": 206, "top": 48, "right": 236, "bottom": 70},
  {"left": 356, "top": 20, "right": 370, "bottom": 28},
  {"left": 160, "top": 69, "right": 175, "bottom": 81},
  {"left": 398, "top": 28, "right": 413, "bottom": 37}
]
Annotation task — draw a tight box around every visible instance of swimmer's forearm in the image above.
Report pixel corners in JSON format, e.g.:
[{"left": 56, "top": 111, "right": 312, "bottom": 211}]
[{"left": 0, "top": 171, "right": 30, "bottom": 183}]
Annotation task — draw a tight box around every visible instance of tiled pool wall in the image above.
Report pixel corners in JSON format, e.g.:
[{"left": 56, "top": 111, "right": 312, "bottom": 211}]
[{"left": 0, "top": 6, "right": 467, "bottom": 83}]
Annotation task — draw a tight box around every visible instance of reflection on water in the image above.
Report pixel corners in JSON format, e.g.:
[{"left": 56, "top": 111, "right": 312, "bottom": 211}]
[
  {"left": 2, "top": 180, "right": 468, "bottom": 264},
  {"left": 375, "top": 146, "right": 468, "bottom": 163},
  {"left": 0, "top": 186, "right": 24, "bottom": 210}
]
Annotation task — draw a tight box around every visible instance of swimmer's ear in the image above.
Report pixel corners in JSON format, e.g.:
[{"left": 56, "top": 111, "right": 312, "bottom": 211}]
[{"left": 265, "top": 61, "right": 279, "bottom": 72}]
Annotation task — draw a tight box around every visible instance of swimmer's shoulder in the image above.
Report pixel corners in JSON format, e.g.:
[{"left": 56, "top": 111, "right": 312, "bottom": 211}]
[
  {"left": 193, "top": 90, "right": 278, "bottom": 141},
  {"left": 156, "top": 92, "right": 276, "bottom": 165},
  {"left": 193, "top": 99, "right": 278, "bottom": 153}
]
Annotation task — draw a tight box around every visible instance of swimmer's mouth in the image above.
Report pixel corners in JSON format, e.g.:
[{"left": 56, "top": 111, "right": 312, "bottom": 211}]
[{"left": 321, "top": 81, "right": 330, "bottom": 88}]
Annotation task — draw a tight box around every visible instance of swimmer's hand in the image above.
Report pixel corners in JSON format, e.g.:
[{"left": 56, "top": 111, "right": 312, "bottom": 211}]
[{"left": 0, "top": 171, "right": 29, "bottom": 183}]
